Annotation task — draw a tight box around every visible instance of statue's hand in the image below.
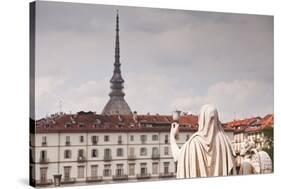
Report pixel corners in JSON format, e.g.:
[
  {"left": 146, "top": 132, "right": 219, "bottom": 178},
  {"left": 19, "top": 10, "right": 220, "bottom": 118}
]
[
  {"left": 170, "top": 122, "right": 180, "bottom": 162},
  {"left": 170, "top": 122, "right": 179, "bottom": 139}
]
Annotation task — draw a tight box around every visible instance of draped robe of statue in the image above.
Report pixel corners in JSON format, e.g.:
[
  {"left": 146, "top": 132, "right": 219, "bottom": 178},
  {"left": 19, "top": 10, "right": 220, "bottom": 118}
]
[{"left": 170, "top": 104, "right": 236, "bottom": 178}]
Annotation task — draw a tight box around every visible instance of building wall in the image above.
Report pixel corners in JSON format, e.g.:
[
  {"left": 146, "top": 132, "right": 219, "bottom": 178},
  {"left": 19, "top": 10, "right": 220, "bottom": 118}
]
[{"left": 32, "top": 130, "right": 234, "bottom": 186}]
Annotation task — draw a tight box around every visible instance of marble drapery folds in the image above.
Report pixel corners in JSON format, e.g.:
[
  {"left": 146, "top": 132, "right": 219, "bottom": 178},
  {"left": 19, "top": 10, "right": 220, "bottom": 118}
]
[{"left": 171, "top": 104, "right": 236, "bottom": 178}]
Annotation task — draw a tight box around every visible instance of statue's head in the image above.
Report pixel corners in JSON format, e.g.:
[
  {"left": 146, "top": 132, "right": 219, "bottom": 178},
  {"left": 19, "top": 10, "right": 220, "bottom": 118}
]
[
  {"left": 199, "top": 104, "right": 219, "bottom": 125},
  {"left": 198, "top": 104, "right": 221, "bottom": 134}
]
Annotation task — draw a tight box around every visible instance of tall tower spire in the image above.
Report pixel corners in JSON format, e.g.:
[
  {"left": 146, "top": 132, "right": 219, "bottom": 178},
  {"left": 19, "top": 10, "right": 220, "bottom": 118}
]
[
  {"left": 102, "top": 10, "right": 132, "bottom": 115},
  {"left": 109, "top": 9, "right": 124, "bottom": 98},
  {"left": 114, "top": 9, "right": 120, "bottom": 66}
]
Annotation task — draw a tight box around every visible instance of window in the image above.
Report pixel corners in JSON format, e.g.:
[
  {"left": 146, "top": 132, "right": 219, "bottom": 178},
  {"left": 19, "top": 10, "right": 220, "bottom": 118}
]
[
  {"left": 164, "top": 146, "right": 169, "bottom": 155},
  {"left": 40, "top": 150, "right": 47, "bottom": 160},
  {"left": 92, "top": 136, "right": 98, "bottom": 144},
  {"left": 164, "top": 162, "right": 170, "bottom": 174},
  {"left": 65, "top": 136, "right": 70, "bottom": 145},
  {"left": 130, "top": 135, "right": 134, "bottom": 141},
  {"left": 42, "top": 136, "right": 47, "bottom": 146},
  {"left": 103, "top": 164, "right": 111, "bottom": 176},
  {"left": 152, "top": 147, "right": 159, "bottom": 157},
  {"left": 164, "top": 135, "right": 168, "bottom": 144},
  {"left": 152, "top": 135, "right": 158, "bottom": 141},
  {"left": 64, "top": 166, "right": 71, "bottom": 179},
  {"left": 152, "top": 162, "right": 158, "bottom": 174},
  {"left": 65, "top": 123, "right": 72, "bottom": 128},
  {"left": 186, "top": 135, "right": 190, "bottom": 141},
  {"left": 118, "top": 135, "right": 122, "bottom": 144},
  {"left": 129, "top": 147, "right": 134, "bottom": 156},
  {"left": 140, "top": 163, "right": 147, "bottom": 175},
  {"left": 40, "top": 167, "right": 47, "bottom": 182},
  {"left": 78, "top": 149, "right": 84, "bottom": 157},
  {"left": 140, "top": 135, "right": 147, "bottom": 144},
  {"left": 116, "top": 164, "right": 124, "bottom": 176},
  {"left": 104, "top": 149, "right": 111, "bottom": 159},
  {"left": 117, "top": 148, "right": 123, "bottom": 157},
  {"left": 145, "top": 124, "right": 152, "bottom": 128},
  {"left": 140, "top": 147, "right": 147, "bottom": 156},
  {"left": 80, "top": 136, "right": 84, "bottom": 143},
  {"left": 64, "top": 150, "right": 71, "bottom": 159},
  {"left": 77, "top": 166, "right": 85, "bottom": 178},
  {"left": 92, "top": 149, "right": 98, "bottom": 158},
  {"left": 91, "top": 165, "right": 98, "bottom": 177},
  {"left": 104, "top": 135, "right": 109, "bottom": 142},
  {"left": 129, "top": 163, "right": 135, "bottom": 176}
]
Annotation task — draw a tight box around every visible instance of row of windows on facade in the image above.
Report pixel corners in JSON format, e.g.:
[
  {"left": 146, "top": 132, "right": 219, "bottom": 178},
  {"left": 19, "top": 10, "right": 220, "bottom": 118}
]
[
  {"left": 41, "top": 134, "right": 190, "bottom": 145},
  {"left": 232, "top": 133, "right": 263, "bottom": 144},
  {"left": 40, "top": 146, "right": 170, "bottom": 160},
  {"left": 40, "top": 162, "right": 174, "bottom": 181}
]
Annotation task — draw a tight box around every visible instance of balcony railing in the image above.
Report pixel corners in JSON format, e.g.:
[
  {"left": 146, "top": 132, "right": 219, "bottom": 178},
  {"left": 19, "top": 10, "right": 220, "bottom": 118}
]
[
  {"left": 65, "top": 141, "right": 71, "bottom": 146},
  {"left": 39, "top": 158, "right": 49, "bottom": 164},
  {"left": 86, "top": 176, "right": 103, "bottom": 182},
  {"left": 136, "top": 173, "right": 151, "bottom": 179},
  {"left": 159, "top": 172, "right": 174, "bottom": 178},
  {"left": 35, "top": 179, "right": 53, "bottom": 186},
  {"left": 61, "top": 178, "right": 76, "bottom": 184},
  {"left": 128, "top": 155, "right": 136, "bottom": 160},
  {"left": 77, "top": 156, "right": 86, "bottom": 163},
  {"left": 112, "top": 174, "right": 128, "bottom": 180},
  {"left": 104, "top": 155, "right": 112, "bottom": 161},
  {"left": 118, "top": 140, "right": 122, "bottom": 144},
  {"left": 151, "top": 154, "right": 160, "bottom": 159},
  {"left": 41, "top": 142, "right": 47, "bottom": 146}
]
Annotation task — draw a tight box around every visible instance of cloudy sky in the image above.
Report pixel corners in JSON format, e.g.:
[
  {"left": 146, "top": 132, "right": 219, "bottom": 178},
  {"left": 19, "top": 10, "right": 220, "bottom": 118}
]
[{"left": 35, "top": 1, "right": 273, "bottom": 121}]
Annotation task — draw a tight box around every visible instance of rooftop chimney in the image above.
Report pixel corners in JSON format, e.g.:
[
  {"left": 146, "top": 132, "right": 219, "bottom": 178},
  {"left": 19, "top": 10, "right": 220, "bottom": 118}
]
[{"left": 133, "top": 111, "right": 138, "bottom": 122}]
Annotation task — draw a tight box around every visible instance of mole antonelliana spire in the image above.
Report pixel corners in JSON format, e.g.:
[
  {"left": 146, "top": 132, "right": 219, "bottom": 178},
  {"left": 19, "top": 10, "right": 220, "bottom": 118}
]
[{"left": 102, "top": 10, "right": 132, "bottom": 115}]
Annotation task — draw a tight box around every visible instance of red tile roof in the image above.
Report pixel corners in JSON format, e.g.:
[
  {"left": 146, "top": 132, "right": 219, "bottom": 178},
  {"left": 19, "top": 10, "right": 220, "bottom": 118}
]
[
  {"left": 224, "top": 114, "right": 274, "bottom": 133},
  {"left": 257, "top": 114, "right": 274, "bottom": 129},
  {"left": 225, "top": 117, "right": 260, "bottom": 127},
  {"left": 35, "top": 113, "right": 200, "bottom": 133},
  {"left": 35, "top": 112, "right": 271, "bottom": 133}
]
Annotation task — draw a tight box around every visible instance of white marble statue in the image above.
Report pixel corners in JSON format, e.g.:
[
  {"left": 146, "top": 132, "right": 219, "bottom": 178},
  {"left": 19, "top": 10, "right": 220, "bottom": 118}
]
[
  {"left": 240, "top": 139, "right": 272, "bottom": 174},
  {"left": 239, "top": 140, "right": 255, "bottom": 174},
  {"left": 170, "top": 104, "right": 237, "bottom": 178}
]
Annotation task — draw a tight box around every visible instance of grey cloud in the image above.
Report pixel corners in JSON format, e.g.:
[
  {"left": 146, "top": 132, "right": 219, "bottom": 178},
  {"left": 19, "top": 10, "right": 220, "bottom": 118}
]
[{"left": 35, "top": 1, "right": 273, "bottom": 121}]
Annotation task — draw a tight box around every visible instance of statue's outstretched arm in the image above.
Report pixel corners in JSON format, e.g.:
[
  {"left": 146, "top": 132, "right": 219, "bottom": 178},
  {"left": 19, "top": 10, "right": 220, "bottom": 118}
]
[{"left": 170, "top": 122, "right": 180, "bottom": 162}]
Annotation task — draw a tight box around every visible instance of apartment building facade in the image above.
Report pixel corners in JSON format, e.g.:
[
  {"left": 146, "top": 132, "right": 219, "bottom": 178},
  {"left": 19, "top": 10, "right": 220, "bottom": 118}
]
[
  {"left": 225, "top": 114, "right": 274, "bottom": 167},
  {"left": 30, "top": 113, "right": 234, "bottom": 187}
]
